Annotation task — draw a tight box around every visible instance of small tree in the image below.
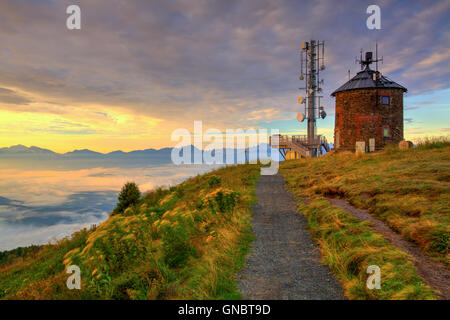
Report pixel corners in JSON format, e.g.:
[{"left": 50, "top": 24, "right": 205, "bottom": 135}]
[{"left": 113, "top": 182, "right": 141, "bottom": 215}]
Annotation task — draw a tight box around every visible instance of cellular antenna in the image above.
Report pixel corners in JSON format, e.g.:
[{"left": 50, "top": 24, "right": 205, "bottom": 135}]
[
  {"left": 298, "top": 40, "right": 327, "bottom": 154},
  {"left": 355, "top": 48, "right": 365, "bottom": 70},
  {"left": 376, "top": 40, "right": 378, "bottom": 72},
  {"left": 356, "top": 45, "right": 383, "bottom": 72},
  {"left": 270, "top": 40, "right": 330, "bottom": 159},
  {"left": 360, "top": 48, "right": 363, "bottom": 70},
  {"left": 375, "top": 40, "right": 384, "bottom": 76}
]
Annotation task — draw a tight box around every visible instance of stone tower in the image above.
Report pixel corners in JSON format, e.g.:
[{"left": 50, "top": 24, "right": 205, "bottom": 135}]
[{"left": 331, "top": 52, "right": 407, "bottom": 152}]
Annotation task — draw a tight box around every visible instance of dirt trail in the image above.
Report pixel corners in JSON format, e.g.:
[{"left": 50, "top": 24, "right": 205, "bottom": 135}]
[
  {"left": 238, "top": 174, "right": 344, "bottom": 300},
  {"left": 327, "top": 198, "right": 450, "bottom": 299}
]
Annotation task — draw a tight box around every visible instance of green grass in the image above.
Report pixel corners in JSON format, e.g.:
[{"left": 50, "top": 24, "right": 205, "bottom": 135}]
[
  {"left": 296, "top": 199, "right": 435, "bottom": 299},
  {"left": 0, "top": 229, "right": 92, "bottom": 299},
  {"left": 0, "top": 164, "right": 260, "bottom": 300},
  {"left": 281, "top": 143, "right": 450, "bottom": 265},
  {"left": 415, "top": 136, "right": 450, "bottom": 150},
  {"left": 280, "top": 143, "right": 450, "bottom": 299}
]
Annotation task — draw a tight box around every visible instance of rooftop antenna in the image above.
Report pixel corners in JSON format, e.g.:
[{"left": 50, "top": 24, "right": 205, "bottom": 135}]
[
  {"left": 355, "top": 48, "right": 364, "bottom": 70},
  {"left": 360, "top": 48, "right": 363, "bottom": 70},
  {"left": 355, "top": 45, "right": 383, "bottom": 72},
  {"left": 375, "top": 40, "right": 384, "bottom": 76},
  {"left": 376, "top": 41, "right": 378, "bottom": 72}
]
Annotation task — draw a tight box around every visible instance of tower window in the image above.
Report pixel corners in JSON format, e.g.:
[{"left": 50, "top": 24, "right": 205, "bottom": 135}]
[
  {"left": 381, "top": 96, "right": 390, "bottom": 105},
  {"left": 383, "top": 127, "right": 390, "bottom": 138}
]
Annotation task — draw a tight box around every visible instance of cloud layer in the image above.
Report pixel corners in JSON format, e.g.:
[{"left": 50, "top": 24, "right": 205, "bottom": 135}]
[{"left": 0, "top": 162, "right": 223, "bottom": 250}]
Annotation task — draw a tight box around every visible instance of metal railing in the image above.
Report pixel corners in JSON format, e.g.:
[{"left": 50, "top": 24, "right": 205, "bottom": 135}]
[{"left": 270, "top": 134, "right": 327, "bottom": 147}]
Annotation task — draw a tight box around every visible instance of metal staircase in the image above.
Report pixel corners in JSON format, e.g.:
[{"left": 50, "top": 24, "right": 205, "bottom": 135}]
[{"left": 270, "top": 134, "right": 329, "bottom": 159}]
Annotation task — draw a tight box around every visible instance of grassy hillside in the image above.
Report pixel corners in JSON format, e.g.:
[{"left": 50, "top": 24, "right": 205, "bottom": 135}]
[
  {"left": 0, "top": 164, "right": 259, "bottom": 299},
  {"left": 280, "top": 140, "right": 449, "bottom": 299},
  {"left": 1, "top": 140, "right": 448, "bottom": 300}
]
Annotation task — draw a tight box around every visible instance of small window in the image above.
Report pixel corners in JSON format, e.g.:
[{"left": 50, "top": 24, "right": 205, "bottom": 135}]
[
  {"left": 383, "top": 127, "right": 390, "bottom": 138},
  {"left": 381, "top": 96, "right": 390, "bottom": 105}
]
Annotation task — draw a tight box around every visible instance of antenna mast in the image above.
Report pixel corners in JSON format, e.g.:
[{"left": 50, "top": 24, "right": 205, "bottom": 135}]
[
  {"left": 376, "top": 41, "right": 378, "bottom": 72},
  {"left": 360, "top": 48, "right": 363, "bottom": 70},
  {"left": 299, "top": 40, "right": 326, "bottom": 148},
  {"left": 356, "top": 46, "right": 383, "bottom": 72},
  {"left": 375, "top": 40, "right": 384, "bottom": 76}
]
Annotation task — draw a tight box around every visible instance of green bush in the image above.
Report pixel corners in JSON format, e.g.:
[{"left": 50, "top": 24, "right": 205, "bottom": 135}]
[
  {"left": 429, "top": 227, "right": 450, "bottom": 254},
  {"left": 208, "top": 176, "right": 221, "bottom": 187},
  {"left": 144, "top": 187, "right": 170, "bottom": 207},
  {"left": 214, "top": 191, "right": 239, "bottom": 213},
  {"left": 162, "top": 223, "right": 194, "bottom": 268},
  {"left": 0, "top": 244, "right": 42, "bottom": 266},
  {"left": 416, "top": 136, "right": 450, "bottom": 150},
  {"left": 113, "top": 182, "right": 141, "bottom": 215},
  {"left": 174, "top": 185, "right": 185, "bottom": 198}
]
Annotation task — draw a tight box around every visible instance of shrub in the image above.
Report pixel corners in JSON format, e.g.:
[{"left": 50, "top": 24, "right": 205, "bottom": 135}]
[
  {"left": 162, "top": 223, "right": 194, "bottom": 268},
  {"left": 208, "top": 176, "right": 221, "bottom": 187},
  {"left": 175, "top": 185, "right": 185, "bottom": 198},
  {"left": 214, "top": 190, "right": 239, "bottom": 213},
  {"left": 415, "top": 136, "right": 450, "bottom": 150},
  {"left": 113, "top": 182, "right": 141, "bottom": 215},
  {"left": 144, "top": 187, "right": 170, "bottom": 207},
  {"left": 0, "top": 245, "right": 42, "bottom": 266},
  {"left": 204, "top": 188, "right": 240, "bottom": 214},
  {"left": 429, "top": 227, "right": 450, "bottom": 254}
]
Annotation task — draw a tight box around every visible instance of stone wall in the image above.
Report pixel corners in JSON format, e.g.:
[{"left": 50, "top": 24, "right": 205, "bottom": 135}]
[{"left": 333, "top": 88, "right": 404, "bottom": 151}]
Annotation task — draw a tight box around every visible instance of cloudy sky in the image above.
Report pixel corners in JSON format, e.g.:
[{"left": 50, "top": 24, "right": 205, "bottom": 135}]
[{"left": 0, "top": 0, "right": 449, "bottom": 152}]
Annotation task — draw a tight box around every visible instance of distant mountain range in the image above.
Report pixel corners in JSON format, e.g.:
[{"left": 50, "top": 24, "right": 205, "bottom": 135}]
[
  {"left": 0, "top": 145, "right": 173, "bottom": 157},
  {"left": 0, "top": 144, "right": 275, "bottom": 169},
  {"left": 0, "top": 145, "right": 57, "bottom": 154}
]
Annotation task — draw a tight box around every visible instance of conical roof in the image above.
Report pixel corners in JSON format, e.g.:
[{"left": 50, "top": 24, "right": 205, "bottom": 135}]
[{"left": 331, "top": 67, "right": 407, "bottom": 96}]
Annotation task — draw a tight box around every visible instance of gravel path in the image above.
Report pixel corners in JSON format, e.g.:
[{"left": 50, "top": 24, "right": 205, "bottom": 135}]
[
  {"left": 328, "top": 198, "right": 450, "bottom": 300},
  {"left": 238, "top": 174, "right": 345, "bottom": 300}
]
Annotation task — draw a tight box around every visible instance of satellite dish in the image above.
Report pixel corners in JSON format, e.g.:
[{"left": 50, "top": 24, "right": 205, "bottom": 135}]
[
  {"left": 297, "top": 112, "right": 305, "bottom": 122},
  {"left": 297, "top": 96, "right": 304, "bottom": 104}
]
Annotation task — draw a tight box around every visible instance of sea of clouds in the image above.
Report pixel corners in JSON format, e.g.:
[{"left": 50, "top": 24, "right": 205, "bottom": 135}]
[{"left": 0, "top": 162, "right": 223, "bottom": 251}]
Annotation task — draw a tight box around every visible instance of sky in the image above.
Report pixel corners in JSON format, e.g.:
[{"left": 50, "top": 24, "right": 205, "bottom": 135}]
[{"left": 0, "top": 0, "right": 449, "bottom": 153}]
